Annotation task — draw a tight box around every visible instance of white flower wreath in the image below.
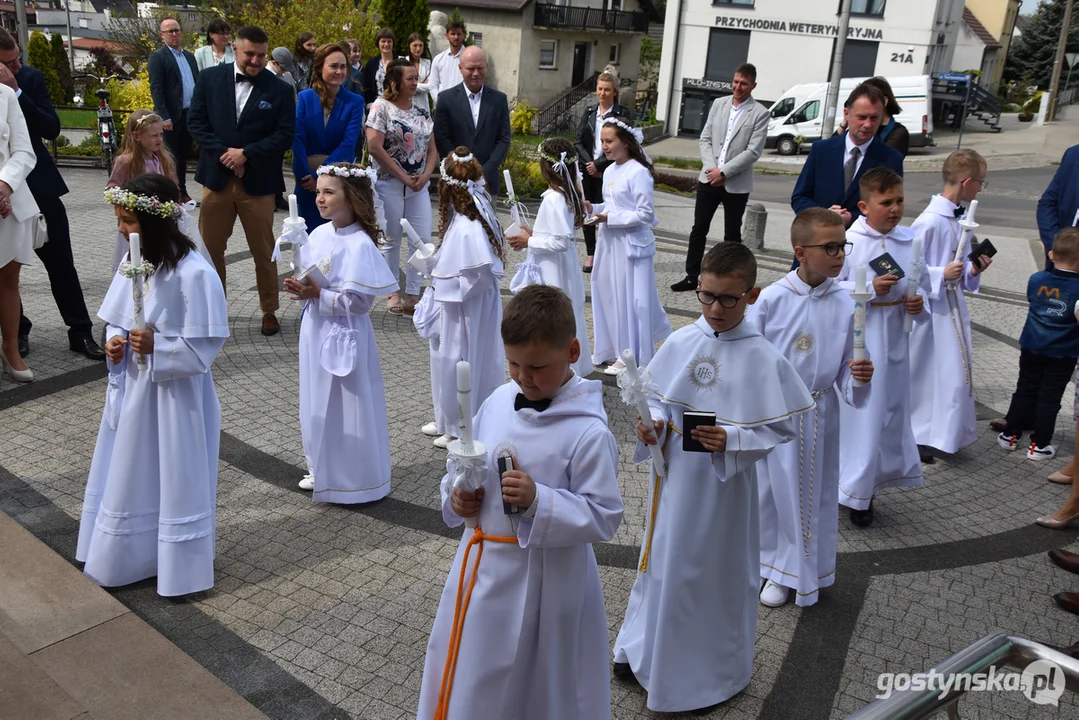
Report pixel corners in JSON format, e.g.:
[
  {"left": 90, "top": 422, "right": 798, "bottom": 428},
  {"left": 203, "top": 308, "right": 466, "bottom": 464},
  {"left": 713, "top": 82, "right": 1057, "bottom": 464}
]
[
  {"left": 103, "top": 187, "right": 182, "bottom": 220},
  {"left": 316, "top": 164, "right": 378, "bottom": 184}
]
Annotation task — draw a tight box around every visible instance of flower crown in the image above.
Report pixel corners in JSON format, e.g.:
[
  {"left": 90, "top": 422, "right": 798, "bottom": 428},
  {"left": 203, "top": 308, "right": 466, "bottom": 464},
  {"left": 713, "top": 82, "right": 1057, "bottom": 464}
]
[
  {"left": 439, "top": 153, "right": 484, "bottom": 189},
  {"left": 103, "top": 187, "right": 182, "bottom": 220},
  {"left": 602, "top": 117, "right": 645, "bottom": 146},
  {"left": 317, "top": 164, "right": 377, "bottom": 184},
  {"left": 536, "top": 142, "right": 577, "bottom": 168}
]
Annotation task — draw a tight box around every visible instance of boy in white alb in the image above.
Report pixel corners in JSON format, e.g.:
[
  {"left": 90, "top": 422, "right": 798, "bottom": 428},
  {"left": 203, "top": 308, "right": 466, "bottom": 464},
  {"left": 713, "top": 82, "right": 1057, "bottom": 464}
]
[
  {"left": 612, "top": 243, "right": 813, "bottom": 714},
  {"left": 909, "top": 150, "right": 994, "bottom": 457},
  {"left": 417, "top": 285, "right": 623, "bottom": 720},
  {"left": 749, "top": 208, "right": 874, "bottom": 608},
  {"left": 836, "top": 168, "right": 930, "bottom": 528}
]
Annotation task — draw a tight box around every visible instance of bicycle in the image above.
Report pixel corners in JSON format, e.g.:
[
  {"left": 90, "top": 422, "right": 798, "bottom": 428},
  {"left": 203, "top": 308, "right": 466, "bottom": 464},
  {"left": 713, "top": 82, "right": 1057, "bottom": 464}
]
[{"left": 73, "top": 72, "right": 129, "bottom": 174}]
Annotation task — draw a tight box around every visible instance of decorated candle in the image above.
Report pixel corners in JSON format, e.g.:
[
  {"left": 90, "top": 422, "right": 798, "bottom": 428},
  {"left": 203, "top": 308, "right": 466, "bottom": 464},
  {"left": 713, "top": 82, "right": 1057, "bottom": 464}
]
[
  {"left": 904, "top": 237, "right": 923, "bottom": 333},
  {"left": 851, "top": 264, "right": 870, "bottom": 387},
  {"left": 621, "top": 349, "right": 666, "bottom": 476}
]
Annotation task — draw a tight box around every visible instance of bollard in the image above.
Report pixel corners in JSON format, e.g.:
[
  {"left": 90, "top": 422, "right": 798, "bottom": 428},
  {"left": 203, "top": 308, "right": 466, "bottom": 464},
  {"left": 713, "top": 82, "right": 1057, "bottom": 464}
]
[{"left": 743, "top": 203, "right": 767, "bottom": 251}]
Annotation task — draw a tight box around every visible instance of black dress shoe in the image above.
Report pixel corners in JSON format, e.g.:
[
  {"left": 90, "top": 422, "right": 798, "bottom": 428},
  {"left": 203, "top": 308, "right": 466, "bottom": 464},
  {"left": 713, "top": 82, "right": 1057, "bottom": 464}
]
[
  {"left": 918, "top": 445, "right": 936, "bottom": 464},
  {"left": 582, "top": 263, "right": 593, "bottom": 274},
  {"left": 612, "top": 662, "right": 640, "bottom": 686},
  {"left": 670, "top": 276, "right": 697, "bottom": 292},
  {"left": 1054, "top": 592, "right": 1079, "bottom": 616},
  {"left": 261, "top": 312, "right": 281, "bottom": 337},
  {"left": 850, "top": 501, "right": 874, "bottom": 528},
  {"left": 17, "top": 334, "right": 28, "bottom": 358},
  {"left": 989, "top": 418, "right": 1007, "bottom": 432},
  {"left": 1049, "top": 549, "right": 1079, "bottom": 576},
  {"left": 70, "top": 335, "right": 106, "bottom": 361}
]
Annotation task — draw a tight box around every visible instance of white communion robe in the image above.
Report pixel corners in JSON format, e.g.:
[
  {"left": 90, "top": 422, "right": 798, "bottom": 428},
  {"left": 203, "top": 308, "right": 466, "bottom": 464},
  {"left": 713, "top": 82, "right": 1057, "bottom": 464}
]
[
  {"left": 431, "top": 214, "right": 506, "bottom": 434},
  {"left": 590, "top": 158, "right": 671, "bottom": 367},
  {"left": 613, "top": 317, "right": 813, "bottom": 713},
  {"left": 909, "top": 195, "right": 981, "bottom": 454},
  {"left": 417, "top": 375, "right": 624, "bottom": 720},
  {"left": 748, "top": 272, "right": 870, "bottom": 607},
  {"left": 296, "top": 222, "right": 398, "bottom": 504},
  {"left": 76, "top": 250, "right": 228, "bottom": 597},
  {"left": 836, "top": 218, "right": 930, "bottom": 510},
  {"left": 509, "top": 189, "right": 593, "bottom": 377}
]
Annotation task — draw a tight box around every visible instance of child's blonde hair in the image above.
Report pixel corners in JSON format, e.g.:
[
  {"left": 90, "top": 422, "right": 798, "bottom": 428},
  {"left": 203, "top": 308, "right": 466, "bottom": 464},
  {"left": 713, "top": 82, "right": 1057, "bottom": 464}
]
[
  {"left": 118, "top": 110, "right": 177, "bottom": 182},
  {"left": 942, "top": 149, "right": 987, "bottom": 185}
]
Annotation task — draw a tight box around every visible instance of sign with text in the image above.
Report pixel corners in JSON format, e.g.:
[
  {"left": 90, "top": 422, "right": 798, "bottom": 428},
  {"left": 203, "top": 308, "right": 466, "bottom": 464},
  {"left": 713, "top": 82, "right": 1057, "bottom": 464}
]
[
  {"left": 714, "top": 15, "right": 884, "bottom": 40},
  {"left": 683, "top": 78, "right": 733, "bottom": 92}
]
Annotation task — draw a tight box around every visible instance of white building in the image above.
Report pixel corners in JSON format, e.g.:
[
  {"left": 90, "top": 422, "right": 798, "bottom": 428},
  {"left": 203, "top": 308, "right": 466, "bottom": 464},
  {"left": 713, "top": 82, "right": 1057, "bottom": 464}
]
[
  {"left": 951, "top": 7, "right": 1002, "bottom": 86},
  {"left": 657, "top": 0, "right": 965, "bottom": 136}
]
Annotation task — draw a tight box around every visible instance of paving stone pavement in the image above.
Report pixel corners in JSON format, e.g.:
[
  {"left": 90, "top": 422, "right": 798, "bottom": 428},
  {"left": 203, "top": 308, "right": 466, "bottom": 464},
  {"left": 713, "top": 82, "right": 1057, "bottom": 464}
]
[{"left": 3, "top": 167, "right": 1079, "bottom": 719}]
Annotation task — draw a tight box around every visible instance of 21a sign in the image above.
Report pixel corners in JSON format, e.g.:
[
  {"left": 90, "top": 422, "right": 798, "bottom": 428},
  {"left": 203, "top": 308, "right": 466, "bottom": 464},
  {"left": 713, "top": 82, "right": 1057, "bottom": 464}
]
[{"left": 891, "top": 52, "right": 914, "bottom": 64}]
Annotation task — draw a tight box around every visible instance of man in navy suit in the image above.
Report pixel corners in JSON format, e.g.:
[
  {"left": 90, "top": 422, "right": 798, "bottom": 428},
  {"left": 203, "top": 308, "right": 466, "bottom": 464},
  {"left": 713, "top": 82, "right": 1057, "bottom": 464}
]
[
  {"left": 791, "top": 84, "right": 904, "bottom": 268},
  {"left": 1037, "top": 144, "right": 1079, "bottom": 271},
  {"left": 188, "top": 25, "right": 295, "bottom": 336},
  {"left": 148, "top": 17, "right": 198, "bottom": 202},
  {"left": 433, "top": 46, "right": 511, "bottom": 195},
  {"left": 0, "top": 30, "right": 103, "bottom": 360}
]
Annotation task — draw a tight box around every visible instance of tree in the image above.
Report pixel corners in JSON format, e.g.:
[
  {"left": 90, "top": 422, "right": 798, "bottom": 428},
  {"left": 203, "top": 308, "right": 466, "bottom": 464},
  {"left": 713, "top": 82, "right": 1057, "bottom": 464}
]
[
  {"left": 1003, "top": 0, "right": 1079, "bottom": 87},
  {"left": 638, "top": 36, "right": 661, "bottom": 90},
  {"left": 379, "top": 0, "right": 430, "bottom": 55},
  {"left": 106, "top": 10, "right": 201, "bottom": 66},
  {"left": 214, "top": 0, "right": 381, "bottom": 56},
  {"left": 50, "top": 32, "right": 74, "bottom": 104},
  {"left": 446, "top": 7, "right": 474, "bottom": 46},
  {"left": 27, "top": 32, "right": 64, "bottom": 106}
]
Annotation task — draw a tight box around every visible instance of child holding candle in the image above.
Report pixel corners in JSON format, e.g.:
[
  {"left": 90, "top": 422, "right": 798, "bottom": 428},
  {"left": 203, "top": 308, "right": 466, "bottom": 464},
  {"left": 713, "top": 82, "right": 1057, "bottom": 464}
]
[
  {"left": 418, "top": 285, "right": 624, "bottom": 720},
  {"left": 425, "top": 148, "right": 507, "bottom": 449},
  {"left": 909, "top": 150, "right": 993, "bottom": 458},
  {"left": 836, "top": 168, "right": 930, "bottom": 528},
  {"left": 508, "top": 137, "right": 593, "bottom": 378},
  {"left": 78, "top": 174, "right": 228, "bottom": 597},
  {"left": 748, "top": 208, "right": 874, "bottom": 608},
  {"left": 282, "top": 163, "right": 398, "bottom": 501},
  {"left": 612, "top": 243, "right": 812, "bottom": 714},
  {"left": 588, "top": 116, "right": 671, "bottom": 375}
]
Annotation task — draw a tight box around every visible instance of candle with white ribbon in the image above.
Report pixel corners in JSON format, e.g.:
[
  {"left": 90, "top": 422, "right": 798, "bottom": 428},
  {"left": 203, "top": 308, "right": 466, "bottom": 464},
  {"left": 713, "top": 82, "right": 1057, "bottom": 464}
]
[
  {"left": 904, "top": 237, "right": 923, "bottom": 333},
  {"left": 851, "top": 264, "right": 872, "bottom": 387},
  {"left": 288, "top": 194, "right": 298, "bottom": 221},
  {"left": 953, "top": 199, "right": 978, "bottom": 264},
  {"left": 620, "top": 349, "right": 666, "bottom": 476},
  {"left": 129, "top": 232, "right": 148, "bottom": 371}
]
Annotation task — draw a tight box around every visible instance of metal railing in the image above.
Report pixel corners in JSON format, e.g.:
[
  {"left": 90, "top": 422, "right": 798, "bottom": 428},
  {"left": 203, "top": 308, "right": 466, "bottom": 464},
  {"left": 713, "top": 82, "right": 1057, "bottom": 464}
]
[
  {"left": 533, "top": 3, "right": 649, "bottom": 33},
  {"left": 536, "top": 71, "right": 600, "bottom": 135},
  {"left": 847, "top": 634, "right": 1079, "bottom": 719}
]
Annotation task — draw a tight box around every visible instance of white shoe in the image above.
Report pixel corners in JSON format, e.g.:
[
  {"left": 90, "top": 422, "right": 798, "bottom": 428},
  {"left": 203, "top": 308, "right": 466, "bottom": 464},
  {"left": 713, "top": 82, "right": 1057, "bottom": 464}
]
[
  {"left": 421, "top": 421, "right": 440, "bottom": 437},
  {"left": 1, "top": 356, "right": 32, "bottom": 383},
  {"left": 298, "top": 475, "right": 314, "bottom": 490},
  {"left": 997, "top": 433, "right": 1019, "bottom": 451},
  {"left": 1027, "top": 443, "right": 1057, "bottom": 461},
  {"left": 603, "top": 360, "right": 626, "bottom": 376},
  {"left": 760, "top": 580, "right": 789, "bottom": 608},
  {"left": 434, "top": 434, "right": 454, "bottom": 449}
]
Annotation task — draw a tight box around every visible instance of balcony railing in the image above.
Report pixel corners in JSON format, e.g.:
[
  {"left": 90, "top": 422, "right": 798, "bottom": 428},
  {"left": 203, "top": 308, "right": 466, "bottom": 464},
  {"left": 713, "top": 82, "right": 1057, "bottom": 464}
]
[{"left": 534, "top": 3, "right": 649, "bottom": 33}]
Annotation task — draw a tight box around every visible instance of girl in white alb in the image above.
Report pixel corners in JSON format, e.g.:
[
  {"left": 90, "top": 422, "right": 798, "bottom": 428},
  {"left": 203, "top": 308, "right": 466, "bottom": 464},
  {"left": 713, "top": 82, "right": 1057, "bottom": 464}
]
[
  {"left": 589, "top": 117, "right": 671, "bottom": 374},
  {"left": 283, "top": 163, "right": 398, "bottom": 503}
]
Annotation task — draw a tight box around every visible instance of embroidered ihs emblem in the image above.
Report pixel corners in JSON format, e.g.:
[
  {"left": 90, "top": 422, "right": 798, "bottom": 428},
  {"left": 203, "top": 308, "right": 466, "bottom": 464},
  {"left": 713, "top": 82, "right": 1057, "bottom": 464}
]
[
  {"left": 317, "top": 255, "right": 332, "bottom": 276},
  {"left": 687, "top": 353, "right": 720, "bottom": 391},
  {"left": 793, "top": 332, "right": 815, "bottom": 355},
  {"left": 492, "top": 441, "right": 519, "bottom": 465}
]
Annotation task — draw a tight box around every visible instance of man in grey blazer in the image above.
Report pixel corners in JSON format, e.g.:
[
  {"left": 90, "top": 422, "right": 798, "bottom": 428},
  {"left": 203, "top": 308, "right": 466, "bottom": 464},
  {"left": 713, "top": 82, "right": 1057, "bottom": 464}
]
[
  {"left": 671, "top": 64, "right": 770, "bottom": 291},
  {"left": 433, "top": 46, "right": 511, "bottom": 195}
]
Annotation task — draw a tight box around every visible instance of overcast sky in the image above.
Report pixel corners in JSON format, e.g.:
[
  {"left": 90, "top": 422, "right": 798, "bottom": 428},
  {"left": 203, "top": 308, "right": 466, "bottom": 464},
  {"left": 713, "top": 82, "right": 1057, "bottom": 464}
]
[{"left": 1018, "top": 0, "right": 1036, "bottom": 14}]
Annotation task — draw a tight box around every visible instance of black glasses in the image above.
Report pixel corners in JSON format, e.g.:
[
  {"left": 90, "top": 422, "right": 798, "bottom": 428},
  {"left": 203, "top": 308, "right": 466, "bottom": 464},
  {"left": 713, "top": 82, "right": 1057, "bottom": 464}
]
[
  {"left": 696, "top": 290, "right": 748, "bottom": 308},
  {"left": 801, "top": 241, "right": 853, "bottom": 257},
  {"left": 161, "top": 29, "right": 182, "bottom": 35}
]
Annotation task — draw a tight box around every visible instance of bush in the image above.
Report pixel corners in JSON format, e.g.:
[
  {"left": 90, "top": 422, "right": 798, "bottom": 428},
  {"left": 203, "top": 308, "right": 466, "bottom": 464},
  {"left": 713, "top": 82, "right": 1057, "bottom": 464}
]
[
  {"left": 78, "top": 133, "right": 99, "bottom": 148},
  {"left": 500, "top": 143, "right": 546, "bottom": 199},
  {"left": 654, "top": 171, "right": 696, "bottom": 194},
  {"left": 55, "top": 134, "right": 70, "bottom": 147},
  {"left": 510, "top": 99, "right": 538, "bottom": 135},
  {"left": 1023, "top": 92, "right": 1043, "bottom": 114},
  {"left": 28, "top": 32, "right": 64, "bottom": 106},
  {"left": 57, "top": 145, "right": 101, "bottom": 157}
]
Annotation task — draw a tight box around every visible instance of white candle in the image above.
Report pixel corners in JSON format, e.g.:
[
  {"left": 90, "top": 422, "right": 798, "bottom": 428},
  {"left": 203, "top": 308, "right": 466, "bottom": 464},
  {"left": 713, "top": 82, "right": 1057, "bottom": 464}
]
[
  {"left": 503, "top": 169, "right": 515, "bottom": 199},
  {"left": 129, "top": 232, "right": 147, "bottom": 371},
  {"left": 851, "top": 264, "right": 869, "bottom": 387},
  {"left": 288, "top": 194, "right": 298, "bottom": 221},
  {"left": 855, "top": 264, "right": 867, "bottom": 295},
  {"left": 904, "top": 238, "right": 923, "bottom": 333},
  {"left": 456, "top": 361, "right": 474, "bottom": 451},
  {"left": 954, "top": 199, "right": 979, "bottom": 263},
  {"left": 621, "top": 349, "right": 666, "bottom": 476},
  {"left": 400, "top": 218, "right": 421, "bottom": 245},
  {"left": 129, "top": 231, "right": 141, "bottom": 265}
]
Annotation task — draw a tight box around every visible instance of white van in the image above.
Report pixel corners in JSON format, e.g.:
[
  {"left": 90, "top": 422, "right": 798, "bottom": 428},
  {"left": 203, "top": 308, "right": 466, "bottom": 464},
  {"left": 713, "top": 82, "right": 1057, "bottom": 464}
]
[{"left": 765, "top": 75, "right": 934, "bottom": 155}]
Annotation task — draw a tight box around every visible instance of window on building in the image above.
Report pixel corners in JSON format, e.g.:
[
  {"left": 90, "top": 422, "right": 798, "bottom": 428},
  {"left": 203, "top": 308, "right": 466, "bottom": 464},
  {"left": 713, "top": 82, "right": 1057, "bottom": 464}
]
[
  {"left": 849, "top": 0, "right": 885, "bottom": 16},
  {"left": 539, "top": 39, "right": 558, "bottom": 69},
  {"left": 704, "top": 28, "right": 751, "bottom": 82},
  {"left": 609, "top": 43, "right": 620, "bottom": 64},
  {"left": 471, "top": 32, "right": 483, "bottom": 48},
  {"left": 770, "top": 96, "right": 796, "bottom": 119},
  {"left": 827, "top": 39, "right": 879, "bottom": 80},
  {"left": 714, "top": 0, "right": 755, "bottom": 6},
  {"left": 78, "top": 17, "right": 89, "bottom": 28},
  {"left": 787, "top": 100, "right": 820, "bottom": 124},
  {"left": 606, "top": 0, "right": 623, "bottom": 10}
]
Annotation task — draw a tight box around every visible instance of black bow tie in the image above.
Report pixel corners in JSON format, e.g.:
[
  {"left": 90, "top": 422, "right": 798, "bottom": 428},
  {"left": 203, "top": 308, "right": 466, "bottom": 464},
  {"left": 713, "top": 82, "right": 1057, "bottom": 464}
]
[
  {"left": 236, "top": 73, "right": 252, "bottom": 84},
  {"left": 514, "top": 393, "right": 551, "bottom": 413},
  {"left": 954, "top": 205, "right": 965, "bottom": 219}
]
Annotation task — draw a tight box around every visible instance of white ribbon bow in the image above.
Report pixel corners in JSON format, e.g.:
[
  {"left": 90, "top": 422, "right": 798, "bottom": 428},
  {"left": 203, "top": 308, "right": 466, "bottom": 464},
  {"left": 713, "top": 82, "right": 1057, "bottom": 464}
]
[
  {"left": 616, "top": 365, "right": 659, "bottom": 407},
  {"left": 270, "top": 219, "right": 309, "bottom": 263}
]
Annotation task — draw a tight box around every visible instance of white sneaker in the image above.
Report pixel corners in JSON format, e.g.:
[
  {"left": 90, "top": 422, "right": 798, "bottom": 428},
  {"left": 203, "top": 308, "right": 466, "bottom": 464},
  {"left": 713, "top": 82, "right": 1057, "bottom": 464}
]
[
  {"left": 1027, "top": 443, "right": 1057, "bottom": 461},
  {"left": 604, "top": 360, "right": 626, "bottom": 376},
  {"left": 421, "top": 421, "right": 440, "bottom": 437},
  {"left": 298, "top": 475, "right": 314, "bottom": 490},
  {"left": 434, "top": 434, "right": 454, "bottom": 449},
  {"left": 997, "top": 433, "right": 1019, "bottom": 452},
  {"left": 759, "top": 580, "right": 789, "bottom": 608}
]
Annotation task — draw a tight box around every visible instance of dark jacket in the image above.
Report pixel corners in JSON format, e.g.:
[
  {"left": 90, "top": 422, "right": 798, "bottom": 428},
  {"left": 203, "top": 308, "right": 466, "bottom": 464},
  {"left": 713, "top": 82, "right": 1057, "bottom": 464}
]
[
  {"left": 187, "top": 64, "right": 296, "bottom": 196},
  {"left": 1020, "top": 268, "right": 1079, "bottom": 358},
  {"left": 362, "top": 56, "right": 388, "bottom": 106},
  {"left": 878, "top": 118, "right": 910, "bottom": 157},
  {"left": 575, "top": 101, "right": 631, "bottom": 172},
  {"left": 1038, "top": 144, "right": 1079, "bottom": 264},
  {"left": 433, "top": 83, "right": 512, "bottom": 195},
  {"left": 791, "top": 134, "right": 904, "bottom": 223},
  {"left": 147, "top": 44, "right": 198, "bottom": 123},
  {"left": 15, "top": 65, "right": 66, "bottom": 197}
]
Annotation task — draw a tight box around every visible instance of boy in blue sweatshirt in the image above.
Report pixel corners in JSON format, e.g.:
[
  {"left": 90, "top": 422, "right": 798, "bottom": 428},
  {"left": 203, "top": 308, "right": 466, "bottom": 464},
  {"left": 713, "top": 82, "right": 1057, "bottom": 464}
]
[{"left": 999, "top": 228, "right": 1079, "bottom": 460}]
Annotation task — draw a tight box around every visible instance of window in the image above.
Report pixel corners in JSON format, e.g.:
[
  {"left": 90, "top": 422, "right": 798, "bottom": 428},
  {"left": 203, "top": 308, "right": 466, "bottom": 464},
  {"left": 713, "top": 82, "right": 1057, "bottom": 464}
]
[
  {"left": 606, "top": 0, "right": 623, "bottom": 9},
  {"left": 827, "top": 39, "right": 879, "bottom": 80},
  {"left": 704, "top": 28, "right": 750, "bottom": 82},
  {"left": 471, "top": 32, "right": 483, "bottom": 48},
  {"left": 78, "top": 17, "right": 89, "bottom": 28},
  {"left": 713, "top": 0, "right": 754, "bottom": 6},
  {"left": 849, "top": 0, "right": 885, "bottom": 16},
  {"left": 539, "top": 39, "right": 558, "bottom": 70},
  {"left": 786, "top": 100, "right": 820, "bottom": 124},
  {"left": 609, "top": 43, "right": 620, "bottom": 64},
  {"left": 770, "top": 96, "right": 795, "bottom": 119}
]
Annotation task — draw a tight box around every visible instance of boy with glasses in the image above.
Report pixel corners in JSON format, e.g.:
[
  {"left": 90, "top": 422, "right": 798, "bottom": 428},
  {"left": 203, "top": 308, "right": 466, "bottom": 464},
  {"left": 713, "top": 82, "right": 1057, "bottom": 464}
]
[
  {"left": 612, "top": 242, "right": 813, "bottom": 713},
  {"left": 909, "top": 150, "right": 993, "bottom": 460},
  {"left": 748, "top": 208, "right": 874, "bottom": 608},
  {"left": 836, "top": 167, "right": 929, "bottom": 528}
]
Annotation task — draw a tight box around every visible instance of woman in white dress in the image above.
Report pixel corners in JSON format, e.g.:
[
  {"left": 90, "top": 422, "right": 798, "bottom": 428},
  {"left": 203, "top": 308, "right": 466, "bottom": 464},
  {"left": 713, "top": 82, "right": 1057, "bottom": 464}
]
[
  {"left": 283, "top": 163, "right": 398, "bottom": 502},
  {"left": 78, "top": 174, "right": 228, "bottom": 597},
  {"left": 0, "top": 81, "right": 39, "bottom": 383},
  {"left": 589, "top": 116, "right": 671, "bottom": 374},
  {"left": 508, "top": 136, "right": 592, "bottom": 378},
  {"left": 405, "top": 33, "right": 433, "bottom": 109}
]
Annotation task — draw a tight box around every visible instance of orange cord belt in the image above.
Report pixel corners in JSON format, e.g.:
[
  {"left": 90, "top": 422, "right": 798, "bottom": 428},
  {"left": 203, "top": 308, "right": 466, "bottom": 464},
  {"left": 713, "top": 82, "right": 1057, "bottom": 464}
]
[
  {"left": 433, "top": 525, "right": 518, "bottom": 720},
  {"left": 638, "top": 423, "right": 674, "bottom": 573}
]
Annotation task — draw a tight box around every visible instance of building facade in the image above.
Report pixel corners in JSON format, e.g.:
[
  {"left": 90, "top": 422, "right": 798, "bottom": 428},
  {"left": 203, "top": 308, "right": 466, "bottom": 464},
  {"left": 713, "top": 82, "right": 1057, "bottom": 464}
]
[
  {"left": 951, "top": 7, "right": 1002, "bottom": 88},
  {"left": 964, "top": 0, "right": 1020, "bottom": 92},
  {"left": 657, "top": 0, "right": 965, "bottom": 136}
]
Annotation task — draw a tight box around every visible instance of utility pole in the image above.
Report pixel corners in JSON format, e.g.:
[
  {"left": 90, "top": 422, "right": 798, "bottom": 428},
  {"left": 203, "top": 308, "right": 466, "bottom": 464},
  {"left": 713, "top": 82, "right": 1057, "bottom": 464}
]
[
  {"left": 1048, "top": 0, "right": 1076, "bottom": 122},
  {"left": 14, "top": 0, "right": 27, "bottom": 64},
  {"left": 821, "top": 0, "right": 853, "bottom": 137},
  {"left": 65, "top": 0, "right": 76, "bottom": 69}
]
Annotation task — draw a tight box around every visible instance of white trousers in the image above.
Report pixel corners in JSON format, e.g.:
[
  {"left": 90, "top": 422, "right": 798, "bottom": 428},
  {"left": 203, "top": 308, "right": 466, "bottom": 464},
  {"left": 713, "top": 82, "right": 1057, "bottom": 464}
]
[{"left": 377, "top": 177, "right": 432, "bottom": 297}]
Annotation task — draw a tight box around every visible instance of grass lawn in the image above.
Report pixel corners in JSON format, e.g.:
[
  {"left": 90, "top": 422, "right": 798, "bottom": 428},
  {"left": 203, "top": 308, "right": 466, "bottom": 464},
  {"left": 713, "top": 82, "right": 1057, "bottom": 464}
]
[{"left": 57, "top": 108, "right": 97, "bottom": 128}]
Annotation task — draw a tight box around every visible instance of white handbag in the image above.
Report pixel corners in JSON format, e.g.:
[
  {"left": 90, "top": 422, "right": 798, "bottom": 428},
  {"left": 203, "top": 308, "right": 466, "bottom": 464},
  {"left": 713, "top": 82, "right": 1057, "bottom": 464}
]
[{"left": 31, "top": 213, "right": 47, "bottom": 249}]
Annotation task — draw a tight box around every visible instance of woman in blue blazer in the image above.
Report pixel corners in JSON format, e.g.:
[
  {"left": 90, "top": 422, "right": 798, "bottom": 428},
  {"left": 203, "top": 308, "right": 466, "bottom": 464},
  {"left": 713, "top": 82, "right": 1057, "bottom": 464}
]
[{"left": 292, "top": 42, "right": 366, "bottom": 231}]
